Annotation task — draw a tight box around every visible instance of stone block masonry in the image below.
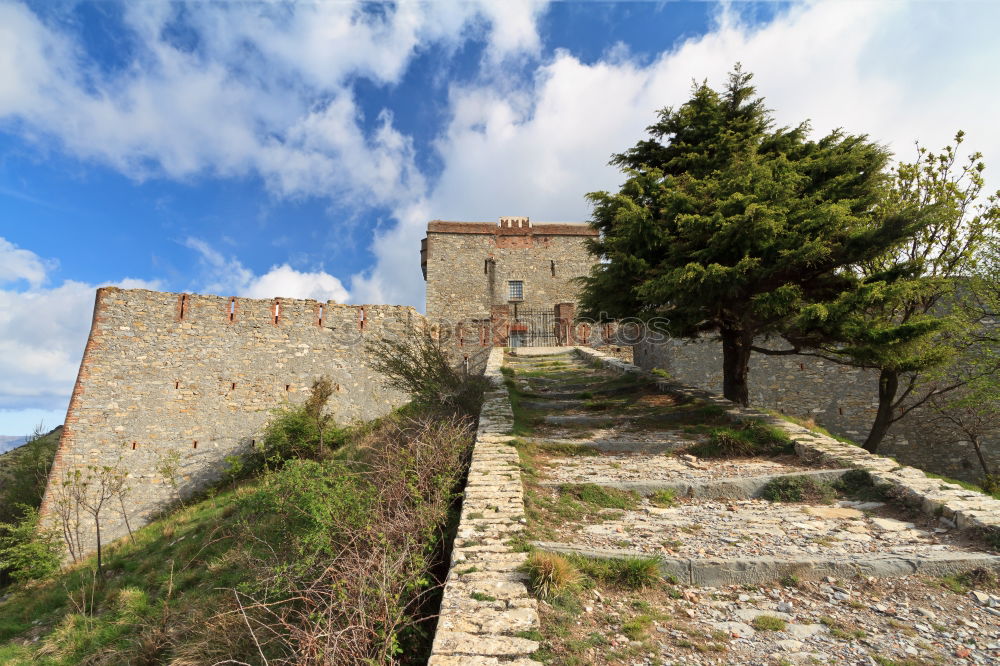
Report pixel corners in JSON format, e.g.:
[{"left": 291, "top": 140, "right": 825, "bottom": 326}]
[
  {"left": 423, "top": 220, "right": 597, "bottom": 331},
  {"left": 429, "top": 347, "right": 542, "bottom": 666},
  {"left": 40, "top": 287, "right": 423, "bottom": 557}
]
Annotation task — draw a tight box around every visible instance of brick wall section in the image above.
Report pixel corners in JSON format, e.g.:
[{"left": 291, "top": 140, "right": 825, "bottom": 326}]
[
  {"left": 632, "top": 337, "right": 999, "bottom": 483},
  {"left": 424, "top": 220, "right": 597, "bottom": 330},
  {"left": 40, "top": 287, "right": 422, "bottom": 556},
  {"left": 429, "top": 347, "right": 542, "bottom": 666},
  {"left": 577, "top": 346, "right": 1000, "bottom": 542}
]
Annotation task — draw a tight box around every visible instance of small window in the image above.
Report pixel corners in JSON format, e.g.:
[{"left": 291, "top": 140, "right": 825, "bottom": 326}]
[{"left": 508, "top": 280, "right": 524, "bottom": 301}]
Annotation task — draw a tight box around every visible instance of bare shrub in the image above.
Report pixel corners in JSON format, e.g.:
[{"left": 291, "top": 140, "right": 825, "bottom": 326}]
[
  {"left": 367, "top": 327, "right": 489, "bottom": 416},
  {"left": 232, "top": 411, "right": 474, "bottom": 664}
]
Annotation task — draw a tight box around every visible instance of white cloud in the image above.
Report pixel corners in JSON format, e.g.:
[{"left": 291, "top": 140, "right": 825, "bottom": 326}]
[
  {"left": 355, "top": 0, "right": 1000, "bottom": 308},
  {"left": 0, "top": 236, "right": 53, "bottom": 287},
  {"left": 0, "top": 1, "right": 548, "bottom": 206},
  {"left": 0, "top": 238, "right": 160, "bottom": 425},
  {"left": 185, "top": 237, "right": 350, "bottom": 303}
]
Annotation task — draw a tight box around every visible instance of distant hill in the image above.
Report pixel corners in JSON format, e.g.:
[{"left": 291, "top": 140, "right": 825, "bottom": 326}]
[{"left": 0, "top": 436, "right": 28, "bottom": 455}]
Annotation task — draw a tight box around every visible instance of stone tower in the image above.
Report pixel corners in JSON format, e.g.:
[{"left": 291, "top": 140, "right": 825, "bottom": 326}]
[{"left": 421, "top": 217, "right": 598, "bottom": 346}]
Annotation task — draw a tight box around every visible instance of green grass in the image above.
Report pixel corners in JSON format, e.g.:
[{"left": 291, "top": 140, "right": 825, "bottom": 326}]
[
  {"left": 832, "top": 469, "right": 893, "bottom": 502},
  {"left": 760, "top": 475, "right": 836, "bottom": 503},
  {"left": 527, "top": 441, "right": 602, "bottom": 457},
  {"left": 566, "top": 554, "right": 662, "bottom": 589},
  {"left": 0, "top": 406, "right": 471, "bottom": 665},
  {"left": 751, "top": 615, "right": 787, "bottom": 632},
  {"left": 504, "top": 377, "right": 544, "bottom": 436},
  {"left": 0, "top": 486, "right": 249, "bottom": 662},
  {"left": 649, "top": 489, "right": 678, "bottom": 508},
  {"left": 940, "top": 567, "right": 998, "bottom": 594},
  {"left": 684, "top": 420, "right": 793, "bottom": 458},
  {"left": 558, "top": 484, "right": 639, "bottom": 510},
  {"left": 765, "top": 409, "right": 860, "bottom": 446}
]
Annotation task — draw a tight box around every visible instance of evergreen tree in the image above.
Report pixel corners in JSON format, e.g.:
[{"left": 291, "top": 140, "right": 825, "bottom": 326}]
[{"left": 580, "top": 67, "right": 922, "bottom": 405}]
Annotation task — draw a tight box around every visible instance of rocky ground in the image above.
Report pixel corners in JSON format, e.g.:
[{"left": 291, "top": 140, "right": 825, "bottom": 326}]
[{"left": 506, "top": 350, "right": 1000, "bottom": 666}]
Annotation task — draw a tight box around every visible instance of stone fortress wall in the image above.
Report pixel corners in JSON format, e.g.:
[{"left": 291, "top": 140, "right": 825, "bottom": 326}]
[
  {"left": 632, "top": 336, "right": 999, "bottom": 483},
  {"left": 40, "top": 287, "right": 422, "bottom": 555}
]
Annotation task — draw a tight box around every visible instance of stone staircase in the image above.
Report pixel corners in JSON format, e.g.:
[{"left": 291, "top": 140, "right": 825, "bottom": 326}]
[{"left": 505, "top": 348, "right": 1000, "bottom": 665}]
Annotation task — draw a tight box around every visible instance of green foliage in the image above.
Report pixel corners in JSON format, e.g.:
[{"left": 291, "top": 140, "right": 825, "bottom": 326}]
[
  {"left": 0, "top": 507, "right": 61, "bottom": 583},
  {"left": 832, "top": 469, "right": 892, "bottom": 502},
  {"left": 366, "top": 327, "right": 489, "bottom": 416},
  {"left": 579, "top": 66, "right": 922, "bottom": 405},
  {"left": 649, "top": 489, "right": 678, "bottom": 508},
  {"left": 751, "top": 615, "right": 787, "bottom": 631},
  {"left": 569, "top": 554, "right": 662, "bottom": 589},
  {"left": 760, "top": 476, "right": 836, "bottom": 503},
  {"left": 685, "top": 420, "right": 792, "bottom": 458},
  {"left": 0, "top": 407, "right": 473, "bottom": 665},
  {"left": 558, "top": 483, "right": 639, "bottom": 510},
  {"left": 0, "top": 426, "right": 61, "bottom": 525},
  {"left": 241, "top": 460, "right": 373, "bottom": 568},
  {"left": 790, "top": 132, "right": 1000, "bottom": 451}
]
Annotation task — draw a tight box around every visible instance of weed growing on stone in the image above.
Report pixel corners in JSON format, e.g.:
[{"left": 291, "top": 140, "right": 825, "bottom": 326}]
[
  {"left": 649, "top": 489, "right": 678, "bottom": 508},
  {"left": 832, "top": 469, "right": 892, "bottom": 502},
  {"left": 559, "top": 483, "right": 639, "bottom": 511},
  {"left": 751, "top": 615, "right": 787, "bottom": 631},
  {"left": 523, "top": 552, "right": 582, "bottom": 600},
  {"left": 568, "top": 554, "right": 662, "bottom": 590},
  {"left": 685, "top": 420, "right": 793, "bottom": 457},
  {"left": 760, "top": 475, "right": 837, "bottom": 503}
]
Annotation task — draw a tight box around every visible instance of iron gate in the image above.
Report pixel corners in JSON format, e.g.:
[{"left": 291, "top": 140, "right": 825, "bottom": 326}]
[{"left": 509, "top": 305, "right": 559, "bottom": 347}]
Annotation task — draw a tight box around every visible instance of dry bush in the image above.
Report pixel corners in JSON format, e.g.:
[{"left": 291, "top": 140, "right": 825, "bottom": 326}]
[
  {"left": 367, "top": 328, "right": 489, "bottom": 417},
  {"left": 233, "top": 412, "right": 474, "bottom": 665},
  {"left": 524, "top": 552, "right": 581, "bottom": 600}
]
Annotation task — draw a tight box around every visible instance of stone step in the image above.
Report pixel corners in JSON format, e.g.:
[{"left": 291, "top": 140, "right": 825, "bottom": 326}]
[
  {"left": 523, "top": 384, "right": 645, "bottom": 400},
  {"left": 520, "top": 437, "right": 687, "bottom": 454},
  {"left": 519, "top": 399, "right": 631, "bottom": 411},
  {"left": 531, "top": 542, "right": 1000, "bottom": 587},
  {"left": 541, "top": 409, "right": 712, "bottom": 426},
  {"left": 539, "top": 468, "right": 853, "bottom": 500},
  {"left": 507, "top": 347, "right": 578, "bottom": 357}
]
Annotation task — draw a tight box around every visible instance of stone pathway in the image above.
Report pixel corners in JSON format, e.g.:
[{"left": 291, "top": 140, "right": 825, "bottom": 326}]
[{"left": 506, "top": 349, "right": 1000, "bottom": 665}]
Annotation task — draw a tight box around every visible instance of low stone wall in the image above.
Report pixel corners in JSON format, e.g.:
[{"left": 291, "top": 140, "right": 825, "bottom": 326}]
[
  {"left": 576, "top": 347, "right": 1000, "bottom": 544},
  {"left": 429, "top": 347, "right": 542, "bottom": 665},
  {"left": 631, "top": 337, "right": 999, "bottom": 483}
]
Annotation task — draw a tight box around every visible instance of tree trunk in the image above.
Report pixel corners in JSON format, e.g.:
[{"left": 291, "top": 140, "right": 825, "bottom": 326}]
[
  {"left": 864, "top": 369, "right": 899, "bottom": 453},
  {"left": 94, "top": 515, "right": 103, "bottom": 576},
  {"left": 970, "top": 436, "right": 993, "bottom": 480},
  {"left": 721, "top": 328, "right": 752, "bottom": 407}
]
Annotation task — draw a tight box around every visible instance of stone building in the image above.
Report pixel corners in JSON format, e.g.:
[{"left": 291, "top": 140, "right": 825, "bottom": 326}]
[{"left": 422, "top": 217, "right": 598, "bottom": 347}]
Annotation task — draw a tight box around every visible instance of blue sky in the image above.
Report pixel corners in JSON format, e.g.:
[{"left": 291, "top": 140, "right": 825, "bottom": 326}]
[{"left": 1, "top": 0, "right": 999, "bottom": 435}]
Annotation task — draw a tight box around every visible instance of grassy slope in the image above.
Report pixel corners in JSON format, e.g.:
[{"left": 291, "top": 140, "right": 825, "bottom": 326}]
[
  {"left": 0, "top": 408, "right": 467, "bottom": 665},
  {"left": 0, "top": 472, "right": 279, "bottom": 664}
]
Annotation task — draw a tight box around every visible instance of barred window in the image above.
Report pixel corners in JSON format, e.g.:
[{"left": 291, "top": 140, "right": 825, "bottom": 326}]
[{"left": 508, "top": 280, "right": 524, "bottom": 301}]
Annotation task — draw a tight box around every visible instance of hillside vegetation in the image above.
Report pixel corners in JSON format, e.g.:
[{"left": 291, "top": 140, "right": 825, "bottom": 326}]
[
  {"left": 0, "top": 333, "right": 484, "bottom": 665},
  {"left": 0, "top": 425, "right": 61, "bottom": 525}
]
